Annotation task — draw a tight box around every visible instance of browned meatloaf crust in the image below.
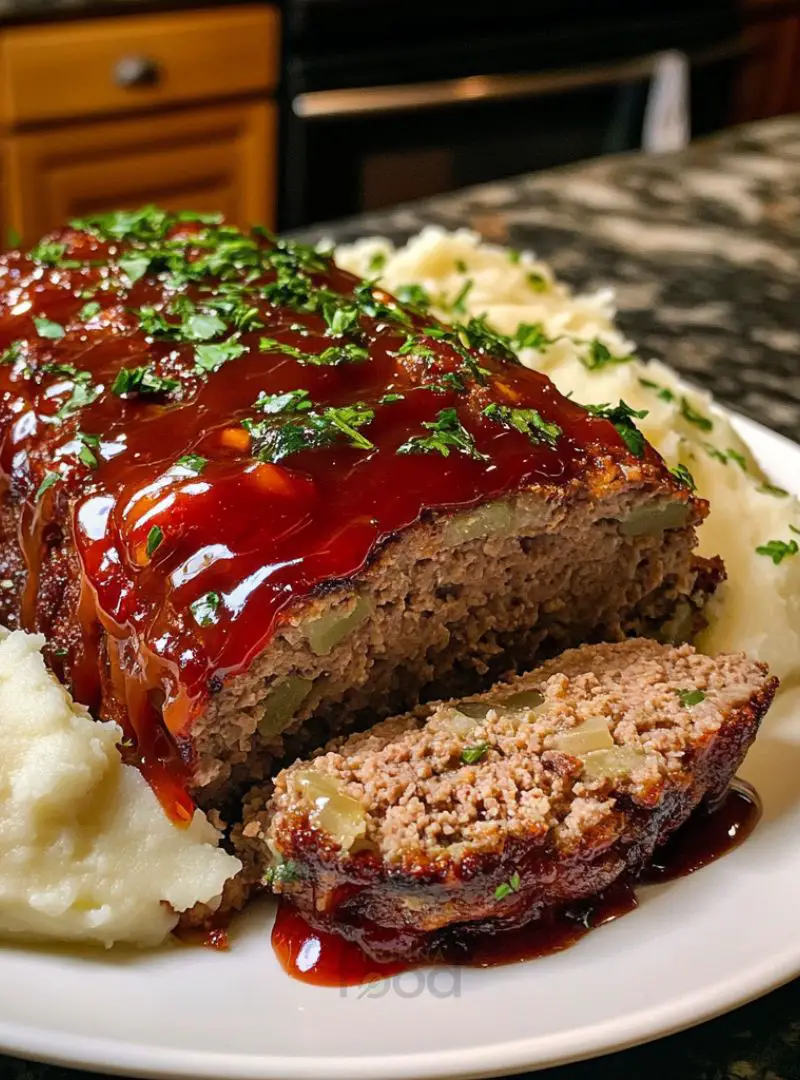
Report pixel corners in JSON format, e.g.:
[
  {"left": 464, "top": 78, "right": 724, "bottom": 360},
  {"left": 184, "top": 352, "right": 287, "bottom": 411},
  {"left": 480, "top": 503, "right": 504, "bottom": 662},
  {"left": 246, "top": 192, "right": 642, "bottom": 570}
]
[
  {"left": 0, "top": 211, "right": 720, "bottom": 826},
  {"left": 259, "top": 640, "right": 776, "bottom": 960}
]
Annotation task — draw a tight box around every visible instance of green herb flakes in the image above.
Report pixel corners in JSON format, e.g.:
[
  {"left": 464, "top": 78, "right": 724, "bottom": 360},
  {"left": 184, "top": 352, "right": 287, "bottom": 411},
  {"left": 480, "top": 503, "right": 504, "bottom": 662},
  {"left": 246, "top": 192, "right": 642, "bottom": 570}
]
[
  {"left": 495, "top": 872, "right": 522, "bottom": 901},
  {"left": 461, "top": 742, "right": 490, "bottom": 765},
  {"left": 756, "top": 538, "right": 799, "bottom": 565},
  {"left": 584, "top": 401, "right": 649, "bottom": 458},
  {"left": 245, "top": 403, "right": 376, "bottom": 463},
  {"left": 146, "top": 525, "right": 164, "bottom": 558},
  {"left": 758, "top": 481, "right": 789, "bottom": 498},
  {"left": 675, "top": 688, "right": 706, "bottom": 708},
  {"left": 638, "top": 377, "right": 676, "bottom": 403},
  {"left": 449, "top": 278, "right": 473, "bottom": 315},
  {"left": 397, "top": 408, "right": 487, "bottom": 462},
  {"left": 118, "top": 252, "right": 152, "bottom": 284},
  {"left": 191, "top": 591, "right": 222, "bottom": 627},
  {"left": 175, "top": 453, "right": 208, "bottom": 474},
  {"left": 35, "top": 472, "right": 60, "bottom": 501},
  {"left": 255, "top": 388, "right": 314, "bottom": 415},
  {"left": 582, "top": 339, "right": 632, "bottom": 371},
  {"left": 112, "top": 365, "right": 180, "bottom": 397},
  {"left": 78, "top": 301, "right": 102, "bottom": 321},
  {"left": 513, "top": 322, "right": 552, "bottom": 351},
  {"left": 680, "top": 398, "right": 713, "bottom": 433},
  {"left": 483, "top": 402, "right": 561, "bottom": 448},
  {"left": 33, "top": 316, "right": 65, "bottom": 341},
  {"left": 194, "top": 337, "right": 247, "bottom": 373},
  {"left": 670, "top": 463, "right": 696, "bottom": 491}
]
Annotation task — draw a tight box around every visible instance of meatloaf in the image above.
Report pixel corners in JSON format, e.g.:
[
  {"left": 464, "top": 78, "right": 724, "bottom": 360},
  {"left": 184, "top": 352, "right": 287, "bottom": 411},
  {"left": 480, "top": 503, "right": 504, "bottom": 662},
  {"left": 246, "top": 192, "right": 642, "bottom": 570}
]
[
  {"left": 259, "top": 640, "right": 776, "bottom": 960},
  {"left": 0, "top": 208, "right": 716, "bottom": 825}
]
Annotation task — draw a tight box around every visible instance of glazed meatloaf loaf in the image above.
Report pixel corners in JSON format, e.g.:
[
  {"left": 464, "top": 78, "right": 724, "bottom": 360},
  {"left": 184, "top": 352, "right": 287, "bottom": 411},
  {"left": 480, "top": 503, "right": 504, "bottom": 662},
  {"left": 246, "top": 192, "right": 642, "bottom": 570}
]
[
  {"left": 260, "top": 640, "right": 776, "bottom": 960},
  {"left": 0, "top": 208, "right": 718, "bottom": 825}
]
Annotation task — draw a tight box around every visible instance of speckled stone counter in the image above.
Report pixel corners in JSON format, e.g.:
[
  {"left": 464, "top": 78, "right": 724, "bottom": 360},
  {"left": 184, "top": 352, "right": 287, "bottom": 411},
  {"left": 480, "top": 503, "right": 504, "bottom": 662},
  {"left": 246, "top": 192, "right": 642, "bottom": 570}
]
[
  {"left": 303, "top": 115, "right": 800, "bottom": 443},
  {"left": 2, "top": 117, "right": 800, "bottom": 1080}
]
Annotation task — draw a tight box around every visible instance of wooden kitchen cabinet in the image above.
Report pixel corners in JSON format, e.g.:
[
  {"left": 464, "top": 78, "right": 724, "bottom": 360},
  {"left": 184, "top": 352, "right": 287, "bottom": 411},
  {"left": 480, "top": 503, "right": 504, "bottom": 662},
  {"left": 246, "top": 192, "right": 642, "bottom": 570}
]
[
  {"left": 0, "top": 5, "right": 279, "bottom": 244},
  {"left": 734, "top": 1, "right": 800, "bottom": 122},
  {"left": 6, "top": 102, "right": 276, "bottom": 240}
]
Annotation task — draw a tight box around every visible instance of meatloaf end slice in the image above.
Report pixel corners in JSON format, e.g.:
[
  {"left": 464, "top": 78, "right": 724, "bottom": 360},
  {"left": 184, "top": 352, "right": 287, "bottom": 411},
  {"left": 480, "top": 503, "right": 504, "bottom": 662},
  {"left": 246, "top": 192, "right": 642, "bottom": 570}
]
[{"left": 256, "top": 640, "right": 776, "bottom": 960}]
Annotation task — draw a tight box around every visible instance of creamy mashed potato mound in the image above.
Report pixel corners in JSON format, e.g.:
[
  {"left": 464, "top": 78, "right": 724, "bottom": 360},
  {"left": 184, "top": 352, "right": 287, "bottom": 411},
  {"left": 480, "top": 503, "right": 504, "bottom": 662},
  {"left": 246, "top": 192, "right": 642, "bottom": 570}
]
[
  {"left": 0, "top": 629, "right": 240, "bottom": 947},
  {"left": 336, "top": 228, "right": 800, "bottom": 681}
]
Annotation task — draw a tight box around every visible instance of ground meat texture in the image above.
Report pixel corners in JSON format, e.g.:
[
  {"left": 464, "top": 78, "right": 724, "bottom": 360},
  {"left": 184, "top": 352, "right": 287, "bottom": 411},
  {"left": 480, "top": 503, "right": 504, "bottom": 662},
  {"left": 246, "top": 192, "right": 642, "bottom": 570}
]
[{"left": 258, "top": 640, "right": 776, "bottom": 961}]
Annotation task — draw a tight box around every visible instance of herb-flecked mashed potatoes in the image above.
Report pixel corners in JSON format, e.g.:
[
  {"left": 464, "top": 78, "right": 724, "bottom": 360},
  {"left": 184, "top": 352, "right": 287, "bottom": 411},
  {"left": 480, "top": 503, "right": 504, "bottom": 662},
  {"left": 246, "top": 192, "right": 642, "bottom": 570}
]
[
  {"left": 336, "top": 228, "right": 800, "bottom": 683},
  {"left": 0, "top": 630, "right": 240, "bottom": 947}
]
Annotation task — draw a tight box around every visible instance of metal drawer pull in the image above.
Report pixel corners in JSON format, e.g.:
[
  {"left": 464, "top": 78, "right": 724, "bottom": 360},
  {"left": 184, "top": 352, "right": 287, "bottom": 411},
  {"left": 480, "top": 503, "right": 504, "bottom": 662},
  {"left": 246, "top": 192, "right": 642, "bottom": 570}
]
[
  {"left": 113, "top": 56, "right": 161, "bottom": 89},
  {"left": 293, "top": 36, "right": 747, "bottom": 119}
]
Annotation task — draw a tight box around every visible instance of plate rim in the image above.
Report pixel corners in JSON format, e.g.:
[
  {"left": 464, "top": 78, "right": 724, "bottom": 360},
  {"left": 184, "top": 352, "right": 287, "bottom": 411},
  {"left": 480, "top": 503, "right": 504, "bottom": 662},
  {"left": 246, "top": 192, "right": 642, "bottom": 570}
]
[{"left": 1, "top": 411, "right": 798, "bottom": 1080}]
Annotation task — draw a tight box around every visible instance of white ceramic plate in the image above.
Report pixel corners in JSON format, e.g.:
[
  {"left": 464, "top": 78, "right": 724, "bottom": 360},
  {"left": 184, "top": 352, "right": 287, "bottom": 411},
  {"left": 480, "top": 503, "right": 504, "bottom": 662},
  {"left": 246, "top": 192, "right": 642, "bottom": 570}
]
[{"left": 1, "top": 412, "right": 799, "bottom": 1080}]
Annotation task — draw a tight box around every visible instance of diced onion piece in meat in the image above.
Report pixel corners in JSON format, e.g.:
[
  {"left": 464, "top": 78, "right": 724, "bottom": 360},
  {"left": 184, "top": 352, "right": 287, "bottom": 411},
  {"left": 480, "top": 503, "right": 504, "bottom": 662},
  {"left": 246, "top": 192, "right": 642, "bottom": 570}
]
[
  {"left": 551, "top": 715, "right": 614, "bottom": 754},
  {"left": 618, "top": 501, "right": 690, "bottom": 537},
  {"left": 304, "top": 594, "right": 373, "bottom": 656},
  {"left": 494, "top": 688, "right": 545, "bottom": 711},
  {"left": 581, "top": 745, "right": 646, "bottom": 780},
  {"left": 441, "top": 502, "right": 514, "bottom": 548},
  {"left": 657, "top": 600, "right": 694, "bottom": 645},
  {"left": 258, "top": 676, "right": 314, "bottom": 737},
  {"left": 293, "top": 771, "right": 368, "bottom": 851}
]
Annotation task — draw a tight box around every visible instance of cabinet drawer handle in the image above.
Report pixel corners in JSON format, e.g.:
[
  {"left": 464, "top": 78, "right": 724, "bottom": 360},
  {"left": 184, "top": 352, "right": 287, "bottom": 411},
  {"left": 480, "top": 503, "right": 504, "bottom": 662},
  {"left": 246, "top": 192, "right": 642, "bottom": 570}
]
[{"left": 113, "top": 56, "right": 161, "bottom": 89}]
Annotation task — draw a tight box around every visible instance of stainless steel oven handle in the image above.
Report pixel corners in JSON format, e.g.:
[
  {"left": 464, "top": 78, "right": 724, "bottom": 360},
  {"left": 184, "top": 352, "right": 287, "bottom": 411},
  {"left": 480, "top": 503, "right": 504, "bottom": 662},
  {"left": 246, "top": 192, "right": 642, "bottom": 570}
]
[{"left": 293, "top": 36, "right": 747, "bottom": 119}]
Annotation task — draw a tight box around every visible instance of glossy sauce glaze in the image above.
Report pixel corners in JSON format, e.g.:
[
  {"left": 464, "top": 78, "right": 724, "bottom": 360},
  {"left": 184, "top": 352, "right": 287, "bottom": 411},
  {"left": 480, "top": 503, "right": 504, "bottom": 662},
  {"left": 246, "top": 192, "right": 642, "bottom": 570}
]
[
  {"left": 0, "top": 210, "right": 681, "bottom": 816},
  {"left": 271, "top": 783, "right": 761, "bottom": 986}
]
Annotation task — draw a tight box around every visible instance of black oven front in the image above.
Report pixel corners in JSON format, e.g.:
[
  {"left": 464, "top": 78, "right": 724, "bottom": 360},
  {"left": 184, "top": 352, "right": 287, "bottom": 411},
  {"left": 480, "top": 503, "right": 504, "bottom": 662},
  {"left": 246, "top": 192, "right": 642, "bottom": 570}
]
[{"left": 279, "top": 1, "right": 741, "bottom": 230}]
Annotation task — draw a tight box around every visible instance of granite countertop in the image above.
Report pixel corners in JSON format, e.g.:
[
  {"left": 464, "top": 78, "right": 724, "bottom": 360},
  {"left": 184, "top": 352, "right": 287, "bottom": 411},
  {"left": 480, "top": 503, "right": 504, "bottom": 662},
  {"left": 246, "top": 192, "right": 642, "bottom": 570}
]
[
  {"left": 3, "top": 117, "right": 800, "bottom": 1080},
  {"left": 305, "top": 114, "right": 800, "bottom": 442}
]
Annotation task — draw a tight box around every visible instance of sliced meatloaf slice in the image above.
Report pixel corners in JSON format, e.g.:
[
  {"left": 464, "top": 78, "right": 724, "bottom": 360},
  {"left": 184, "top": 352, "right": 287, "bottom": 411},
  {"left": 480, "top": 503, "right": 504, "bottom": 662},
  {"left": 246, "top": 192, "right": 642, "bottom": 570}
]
[{"left": 258, "top": 640, "right": 776, "bottom": 961}]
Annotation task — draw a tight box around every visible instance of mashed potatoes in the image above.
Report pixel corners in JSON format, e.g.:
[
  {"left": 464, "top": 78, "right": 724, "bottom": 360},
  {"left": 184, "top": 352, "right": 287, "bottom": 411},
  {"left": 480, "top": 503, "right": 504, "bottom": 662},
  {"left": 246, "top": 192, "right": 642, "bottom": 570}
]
[
  {"left": 336, "top": 228, "right": 800, "bottom": 682},
  {"left": 0, "top": 629, "right": 240, "bottom": 948}
]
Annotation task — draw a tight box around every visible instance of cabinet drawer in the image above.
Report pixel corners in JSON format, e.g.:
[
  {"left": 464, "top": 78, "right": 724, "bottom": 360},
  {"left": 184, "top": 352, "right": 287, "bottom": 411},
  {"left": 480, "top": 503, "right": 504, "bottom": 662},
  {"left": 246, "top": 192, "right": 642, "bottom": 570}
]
[{"left": 0, "top": 6, "right": 279, "bottom": 126}]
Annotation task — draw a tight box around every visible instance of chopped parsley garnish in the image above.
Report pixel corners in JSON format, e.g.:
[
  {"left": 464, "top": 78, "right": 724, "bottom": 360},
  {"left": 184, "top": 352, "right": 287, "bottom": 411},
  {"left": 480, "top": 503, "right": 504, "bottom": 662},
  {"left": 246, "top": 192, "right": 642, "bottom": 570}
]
[
  {"left": 78, "top": 301, "right": 101, "bottom": 321},
  {"left": 259, "top": 336, "right": 368, "bottom": 367},
  {"left": 675, "top": 688, "right": 706, "bottom": 708},
  {"left": 639, "top": 377, "right": 676, "bottom": 402},
  {"left": 727, "top": 449, "right": 747, "bottom": 470},
  {"left": 495, "top": 872, "right": 522, "bottom": 901},
  {"left": 379, "top": 392, "right": 405, "bottom": 405},
  {"left": 513, "top": 322, "right": 552, "bottom": 351},
  {"left": 455, "top": 258, "right": 468, "bottom": 273},
  {"left": 112, "top": 365, "right": 180, "bottom": 397},
  {"left": 670, "top": 463, "right": 696, "bottom": 491},
  {"left": 758, "top": 481, "right": 789, "bottom": 498},
  {"left": 71, "top": 206, "right": 174, "bottom": 243},
  {"left": 184, "top": 311, "right": 227, "bottom": 342},
  {"left": 367, "top": 250, "right": 387, "bottom": 274},
  {"left": 584, "top": 401, "right": 649, "bottom": 458},
  {"left": 55, "top": 376, "right": 100, "bottom": 420},
  {"left": 255, "top": 388, "right": 313, "bottom": 415},
  {"left": 30, "top": 241, "right": 67, "bottom": 266},
  {"left": 244, "top": 403, "right": 376, "bottom": 463},
  {"left": 75, "top": 430, "right": 101, "bottom": 468},
  {"left": 323, "top": 303, "right": 361, "bottom": 337},
  {"left": 449, "top": 278, "right": 473, "bottom": 315},
  {"left": 146, "top": 525, "right": 164, "bottom": 558},
  {"left": 680, "top": 398, "right": 713, "bottom": 432},
  {"left": 454, "top": 316, "right": 517, "bottom": 368},
  {"left": 397, "top": 334, "right": 437, "bottom": 363},
  {"left": 35, "top": 472, "right": 60, "bottom": 501},
  {"left": 395, "top": 283, "right": 432, "bottom": 312},
  {"left": 33, "top": 316, "right": 65, "bottom": 341},
  {"left": 175, "top": 453, "right": 208, "bottom": 474},
  {"left": 263, "top": 859, "right": 302, "bottom": 888},
  {"left": 483, "top": 403, "right": 562, "bottom": 448},
  {"left": 118, "top": 252, "right": 152, "bottom": 284},
  {"left": 755, "top": 538, "right": 799, "bottom": 565},
  {"left": 461, "top": 742, "right": 490, "bottom": 765},
  {"left": 191, "top": 591, "right": 222, "bottom": 627},
  {"left": 353, "top": 281, "right": 412, "bottom": 327},
  {"left": 397, "top": 408, "right": 487, "bottom": 462},
  {"left": 508, "top": 249, "right": 521, "bottom": 265},
  {"left": 0, "top": 342, "right": 22, "bottom": 365},
  {"left": 527, "top": 272, "right": 548, "bottom": 291},
  {"left": 582, "top": 339, "right": 632, "bottom": 371},
  {"left": 194, "top": 337, "right": 247, "bottom": 373}
]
